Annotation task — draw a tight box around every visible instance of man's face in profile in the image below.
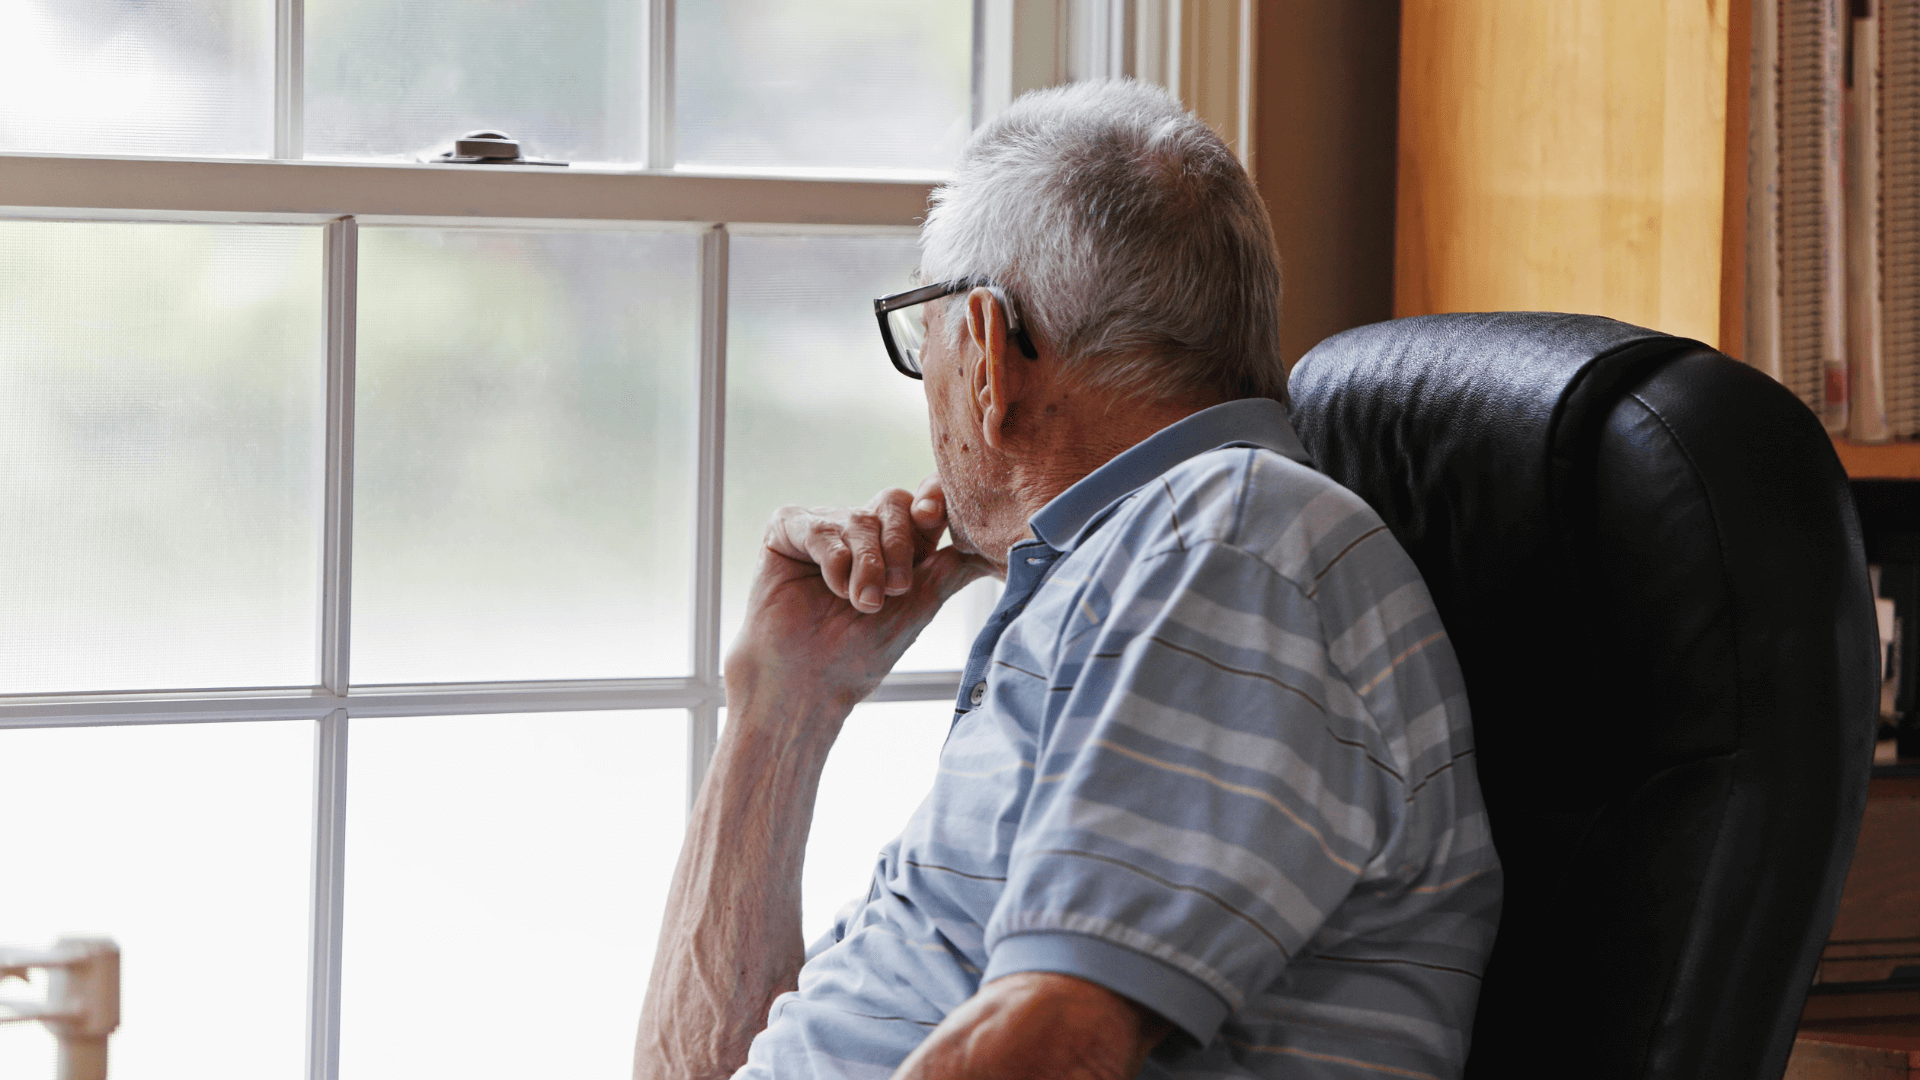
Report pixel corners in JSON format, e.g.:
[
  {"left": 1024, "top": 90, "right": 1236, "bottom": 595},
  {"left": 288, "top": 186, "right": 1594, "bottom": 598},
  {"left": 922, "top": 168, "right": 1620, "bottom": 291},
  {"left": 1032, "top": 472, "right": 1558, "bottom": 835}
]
[{"left": 918, "top": 296, "right": 989, "bottom": 558}]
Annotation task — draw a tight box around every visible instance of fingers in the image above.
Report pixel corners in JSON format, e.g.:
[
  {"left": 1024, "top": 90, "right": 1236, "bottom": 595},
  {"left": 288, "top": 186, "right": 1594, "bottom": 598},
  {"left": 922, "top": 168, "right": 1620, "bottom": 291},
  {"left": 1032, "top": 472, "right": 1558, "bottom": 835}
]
[
  {"left": 762, "top": 505, "right": 814, "bottom": 564},
  {"left": 761, "top": 483, "right": 956, "bottom": 615},
  {"left": 840, "top": 507, "right": 891, "bottom": 612},
  {"left": 762, "top": 506, "right": 857, "bottom": 601},
  {"left": 761, "top": 502, "right": 900, "bottom": 614},
  {"left": 850, "top": 543, "right": 992, "bottom": 648},
  {"left": 805, "top": 512, "right": 859, "bottom": 600},
  {"left": 911, "top": 474, "right": 947, "bottom": 534},
  {"left": 868, "top": 489, "right": 917, "bottom": 596}
]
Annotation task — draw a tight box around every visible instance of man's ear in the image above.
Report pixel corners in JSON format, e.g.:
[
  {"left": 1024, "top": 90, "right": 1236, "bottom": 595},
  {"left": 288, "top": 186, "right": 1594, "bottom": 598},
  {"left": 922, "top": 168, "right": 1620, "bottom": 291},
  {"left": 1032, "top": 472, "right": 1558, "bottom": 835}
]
[{"left": 965, "top": 287, "right": 1020, "bottom": 451}]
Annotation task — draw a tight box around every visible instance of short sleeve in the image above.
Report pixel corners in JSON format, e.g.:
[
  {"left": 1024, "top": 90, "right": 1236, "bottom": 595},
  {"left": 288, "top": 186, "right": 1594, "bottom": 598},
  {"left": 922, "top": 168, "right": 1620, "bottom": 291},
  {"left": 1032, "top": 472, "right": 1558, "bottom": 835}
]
[{"left": 980, "top": 538, "right": 1398, "bottom": 1045}]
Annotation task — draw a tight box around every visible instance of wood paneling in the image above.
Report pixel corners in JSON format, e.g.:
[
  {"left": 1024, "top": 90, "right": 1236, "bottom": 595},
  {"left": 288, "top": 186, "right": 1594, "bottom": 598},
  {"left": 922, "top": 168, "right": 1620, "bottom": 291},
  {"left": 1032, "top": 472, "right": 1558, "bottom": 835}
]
[
  {"left": 1180, "top": 0, "right": 1254, "bottom": 173},
  {"left": 1807, "top": 988, "right": 1920, "bottom": 1026},
  {"left": 1836, "top": 440, "right": 1920, "bottom": 479},
  {"left": 1396, "top": 0, "right": 1733, "bottom": 348},
  {"left": 1722, "top": 0, "right": 1752, "bottom": 357},
  {"left": 1253, "top": 1, "right": 1402, "bottom": 368},
  {"left": 1820, "top": 778, "right": 1920, "bottom": 984},
  {"left": 1785, "top": 1037, "right": 1915, "bottom": 1080}
]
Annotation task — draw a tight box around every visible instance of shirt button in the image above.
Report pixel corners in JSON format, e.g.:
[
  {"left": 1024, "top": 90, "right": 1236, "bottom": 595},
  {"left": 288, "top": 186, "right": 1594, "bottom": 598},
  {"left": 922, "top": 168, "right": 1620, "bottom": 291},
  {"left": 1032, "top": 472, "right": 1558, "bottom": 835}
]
[{"left": 969, "top": 681, "right": 987, "bottom": 706}]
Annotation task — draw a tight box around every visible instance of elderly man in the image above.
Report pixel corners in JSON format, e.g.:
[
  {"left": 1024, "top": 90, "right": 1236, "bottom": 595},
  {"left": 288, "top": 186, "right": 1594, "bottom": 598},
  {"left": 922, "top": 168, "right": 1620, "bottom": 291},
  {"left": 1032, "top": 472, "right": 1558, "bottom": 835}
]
[{"left": 635, "top": 80, "right": 1501, "bottom": 1080}]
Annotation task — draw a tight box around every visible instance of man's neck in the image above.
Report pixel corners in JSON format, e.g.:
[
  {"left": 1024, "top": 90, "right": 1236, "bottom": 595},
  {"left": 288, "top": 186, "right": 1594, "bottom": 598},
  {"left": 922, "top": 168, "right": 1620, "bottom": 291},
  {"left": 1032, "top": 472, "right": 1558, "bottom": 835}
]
[{"left": 984, "top": 390, "right": 1222, "bottom": 559}]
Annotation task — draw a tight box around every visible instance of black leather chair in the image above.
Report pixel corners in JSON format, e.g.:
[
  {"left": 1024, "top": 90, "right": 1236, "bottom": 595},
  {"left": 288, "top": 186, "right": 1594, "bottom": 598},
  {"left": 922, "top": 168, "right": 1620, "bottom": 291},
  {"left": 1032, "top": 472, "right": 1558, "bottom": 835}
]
[{"left": 1286, "top": 312, "right": 1878, "bottom": 1080}]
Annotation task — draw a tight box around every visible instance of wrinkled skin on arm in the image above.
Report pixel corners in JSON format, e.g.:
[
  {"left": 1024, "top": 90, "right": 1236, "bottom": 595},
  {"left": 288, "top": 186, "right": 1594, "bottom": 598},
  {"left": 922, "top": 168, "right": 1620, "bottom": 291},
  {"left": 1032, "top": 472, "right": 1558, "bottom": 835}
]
[{"left": 632, "top": 478, "right": 1169, "bottom": 1080}]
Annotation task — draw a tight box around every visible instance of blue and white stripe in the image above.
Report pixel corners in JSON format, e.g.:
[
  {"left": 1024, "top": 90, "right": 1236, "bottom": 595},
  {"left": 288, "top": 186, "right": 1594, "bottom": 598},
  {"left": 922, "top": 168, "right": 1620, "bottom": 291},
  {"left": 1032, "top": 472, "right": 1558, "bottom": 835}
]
[{"left": 737, "top": 398, "right": 1501, "bottom": 1080}]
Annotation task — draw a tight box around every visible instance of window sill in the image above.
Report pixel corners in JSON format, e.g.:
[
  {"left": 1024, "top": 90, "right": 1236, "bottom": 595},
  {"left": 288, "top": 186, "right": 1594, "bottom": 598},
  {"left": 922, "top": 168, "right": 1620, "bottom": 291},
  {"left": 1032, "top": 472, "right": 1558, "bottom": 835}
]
[{"left": 0, "top": 152, "right": 936, "bottom": 227}]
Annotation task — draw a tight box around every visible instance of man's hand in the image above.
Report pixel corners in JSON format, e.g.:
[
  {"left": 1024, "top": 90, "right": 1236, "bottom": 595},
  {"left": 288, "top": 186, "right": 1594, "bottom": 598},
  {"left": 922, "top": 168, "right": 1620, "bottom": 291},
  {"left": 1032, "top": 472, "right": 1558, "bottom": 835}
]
[
  {"left": 636, "top": 477, "right": 990, "bottom": 1080},
  {"left": 892, "top": 972, "right": 1173, "bottom": 1080},
  {"left": 728, "top": 476, "right": 992, "bottom": 714},
  {"left": 767, "top": 481, "right": 944, "bottom": 612}
]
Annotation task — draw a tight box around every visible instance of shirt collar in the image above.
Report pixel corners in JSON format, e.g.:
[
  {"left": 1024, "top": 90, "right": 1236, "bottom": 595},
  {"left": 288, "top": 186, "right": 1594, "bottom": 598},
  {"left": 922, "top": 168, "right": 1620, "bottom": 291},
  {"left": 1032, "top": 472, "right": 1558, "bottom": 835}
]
[{"left": 1026, "top": 397, "right": 1312, "bottom": 552}]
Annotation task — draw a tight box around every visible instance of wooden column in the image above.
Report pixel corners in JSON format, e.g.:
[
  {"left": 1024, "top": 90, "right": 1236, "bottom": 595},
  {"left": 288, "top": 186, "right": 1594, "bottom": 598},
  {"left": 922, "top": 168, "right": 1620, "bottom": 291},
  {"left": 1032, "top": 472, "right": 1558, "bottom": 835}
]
[
  {"left": 1253, "top": 1, "right": 1402, "bottom": 368},
  {"left": 1396, "top": 0, "right": 1735, "bottom": 349}
]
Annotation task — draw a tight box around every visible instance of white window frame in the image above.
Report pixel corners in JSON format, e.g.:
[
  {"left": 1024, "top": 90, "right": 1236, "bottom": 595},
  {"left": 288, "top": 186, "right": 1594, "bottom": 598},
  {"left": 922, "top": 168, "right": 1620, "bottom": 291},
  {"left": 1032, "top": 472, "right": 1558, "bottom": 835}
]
[
  {"left": 0, "top": 191, "right": 952, "bottom": 1080},
  {"left": 0, "top": 3, "right": 1253, "bottom": 1077}
]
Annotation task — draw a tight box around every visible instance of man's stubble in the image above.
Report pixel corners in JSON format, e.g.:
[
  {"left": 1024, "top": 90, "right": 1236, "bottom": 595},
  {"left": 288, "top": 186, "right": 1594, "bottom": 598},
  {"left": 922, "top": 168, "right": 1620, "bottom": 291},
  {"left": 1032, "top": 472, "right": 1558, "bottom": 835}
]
[{"left": 932, "top": 441, "right": 984, "bottom": 558}]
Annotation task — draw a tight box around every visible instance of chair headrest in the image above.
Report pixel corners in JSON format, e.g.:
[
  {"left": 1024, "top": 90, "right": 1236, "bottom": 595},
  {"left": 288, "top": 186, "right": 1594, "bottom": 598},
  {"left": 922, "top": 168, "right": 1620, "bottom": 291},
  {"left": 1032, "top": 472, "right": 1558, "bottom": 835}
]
[
  {"left": 1289, "top": 311, "right": 1700, "bottom": 646},
  {"left": 1288, "top": 311, "right": 1876, "bottom": 1080}
]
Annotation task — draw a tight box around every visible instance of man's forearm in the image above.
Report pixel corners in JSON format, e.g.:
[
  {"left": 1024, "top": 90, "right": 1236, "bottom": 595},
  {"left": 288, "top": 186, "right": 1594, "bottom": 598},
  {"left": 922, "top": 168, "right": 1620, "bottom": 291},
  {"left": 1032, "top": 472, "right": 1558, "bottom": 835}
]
[
  {"left": 891, "top": 972, "right": 1171, "bottom": 1080},
  {"left": 634, "top": 487, "right": 984, "bottom": 1079},
  {"left": 634, "top": 690, "right": 845, "bottom": 1080}
]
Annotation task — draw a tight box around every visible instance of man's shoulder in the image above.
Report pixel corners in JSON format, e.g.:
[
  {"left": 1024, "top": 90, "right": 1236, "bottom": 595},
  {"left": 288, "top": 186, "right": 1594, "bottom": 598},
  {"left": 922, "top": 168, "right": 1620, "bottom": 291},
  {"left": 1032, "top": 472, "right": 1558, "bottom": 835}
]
[{"left": 1107, "top": 444, "right": 1404, "bottom": 593}]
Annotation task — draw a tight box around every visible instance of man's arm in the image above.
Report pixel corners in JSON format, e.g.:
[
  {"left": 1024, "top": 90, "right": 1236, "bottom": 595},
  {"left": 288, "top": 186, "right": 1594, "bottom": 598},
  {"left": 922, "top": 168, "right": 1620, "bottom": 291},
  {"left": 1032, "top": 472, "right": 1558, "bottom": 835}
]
[
  {"left": 630, "top": 683, "right": 841, "bottom": 1080},
  {"left": 892, "top": 972, "right": 1172, "bottom": 1080},
  {"left": 633, "top": 482, "right": 1172, "bottom": 1080},
  {"left": 634, "top": 482, "right": 987, "bottom": 1079}
]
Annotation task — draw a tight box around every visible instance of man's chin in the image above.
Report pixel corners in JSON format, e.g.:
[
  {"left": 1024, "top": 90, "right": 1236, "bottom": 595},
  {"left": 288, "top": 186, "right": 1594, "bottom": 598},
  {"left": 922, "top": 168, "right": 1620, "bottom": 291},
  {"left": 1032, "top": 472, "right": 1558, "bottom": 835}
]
[
  {"left": 945, "top": 517, "right": 981, "bottom": 557},
  {"left": 945, "top": 520, "right": 1014, "bottom": 580}
]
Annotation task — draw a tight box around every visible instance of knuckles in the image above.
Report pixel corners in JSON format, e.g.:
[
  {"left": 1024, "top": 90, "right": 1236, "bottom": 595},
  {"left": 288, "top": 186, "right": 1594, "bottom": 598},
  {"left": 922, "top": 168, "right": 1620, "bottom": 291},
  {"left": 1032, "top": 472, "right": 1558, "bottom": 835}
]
[
  {"left": 764, "top": 504, "right": 811, "bottom": 542},
  {"left": 762, "top": 495, "right": 925, "bottom": 581},
  {"left": 871, "top": 488, "right": 914, "bottom": 513}
]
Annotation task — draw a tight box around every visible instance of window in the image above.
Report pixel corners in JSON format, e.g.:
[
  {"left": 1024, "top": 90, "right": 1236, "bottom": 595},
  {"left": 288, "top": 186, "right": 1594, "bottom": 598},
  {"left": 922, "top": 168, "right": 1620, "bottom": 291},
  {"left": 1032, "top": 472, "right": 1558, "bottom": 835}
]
[{"left": 0, "top": 2, "right": 1252, "bottom": 1077}]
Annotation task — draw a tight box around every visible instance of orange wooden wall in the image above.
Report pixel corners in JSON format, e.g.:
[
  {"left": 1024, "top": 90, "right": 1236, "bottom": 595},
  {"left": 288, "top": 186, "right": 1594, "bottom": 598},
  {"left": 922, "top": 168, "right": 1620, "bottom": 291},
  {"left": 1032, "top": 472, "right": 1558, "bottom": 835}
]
[{"left": 1395, "top": 0, "right": 1736, "bottom": 350}]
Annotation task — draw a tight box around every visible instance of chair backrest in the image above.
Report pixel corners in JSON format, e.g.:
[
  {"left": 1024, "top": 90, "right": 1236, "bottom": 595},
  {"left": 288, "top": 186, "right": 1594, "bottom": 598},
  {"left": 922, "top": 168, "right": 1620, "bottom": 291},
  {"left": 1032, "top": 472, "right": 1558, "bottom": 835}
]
[{"left": 1287, "top": 312, "right": 1877, "bottom": 1080}]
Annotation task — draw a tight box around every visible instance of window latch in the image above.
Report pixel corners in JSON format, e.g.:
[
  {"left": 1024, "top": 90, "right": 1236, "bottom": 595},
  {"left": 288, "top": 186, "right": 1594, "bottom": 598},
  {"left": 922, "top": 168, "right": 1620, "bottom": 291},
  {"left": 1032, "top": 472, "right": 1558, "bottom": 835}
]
[{"left": 431, "top": 130, "right": 567, "bottom": 167}]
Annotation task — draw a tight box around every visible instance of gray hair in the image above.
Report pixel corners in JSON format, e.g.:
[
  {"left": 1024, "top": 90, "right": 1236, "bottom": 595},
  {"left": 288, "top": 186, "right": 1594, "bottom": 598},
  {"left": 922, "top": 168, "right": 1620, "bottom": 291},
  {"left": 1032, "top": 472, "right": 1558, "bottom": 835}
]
[{"left": 919, "top": 78, "right": 1285, "bottom": 405}]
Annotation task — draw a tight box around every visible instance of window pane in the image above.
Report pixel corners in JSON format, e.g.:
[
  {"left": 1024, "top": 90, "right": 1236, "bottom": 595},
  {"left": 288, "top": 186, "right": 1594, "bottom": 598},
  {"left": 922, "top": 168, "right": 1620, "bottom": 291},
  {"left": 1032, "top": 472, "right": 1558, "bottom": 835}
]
[
  {"left": 723, "top": 232, "right": 997, "bottom": 675},
  {"left": 676, "top": 0, "right": 973, "bottom": 172},
  {"left": 0, "top": 221, "right": 324, "bottom": 694},
  {"left": 305, "top": 0, "right": 643, "bottom": 163},
  {"left": 341, "top": 710, "right": 685, "bottom": 1080},
  {"left": 351, "top": 227, "right": 698, "bottom": 684},
  {"left": 803, "top": 698, "right": 952, "bottom": 942},
  {"left": 0, "top": 0, "right": 273, "bottom": 157},
  {"left": 0, "top": 722, "right": 312, "bottom": 1080}
]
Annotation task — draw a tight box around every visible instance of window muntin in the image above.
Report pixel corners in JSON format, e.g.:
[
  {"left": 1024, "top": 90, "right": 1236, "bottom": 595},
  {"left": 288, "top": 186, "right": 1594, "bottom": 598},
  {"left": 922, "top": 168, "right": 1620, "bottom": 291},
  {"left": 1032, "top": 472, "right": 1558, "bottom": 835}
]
[
  {"left": 0, "top": 721, "right": 312, "bottom": 1080},
  {"left": 0, "top": 1, "right": 1001, "bottom": 1073},
  {"left": 350, "top": 225, "right": 700, "bottom": 684},
  {"left": 0, "top": 213, "right": 974, "bottom": 1073},
  {"left": 0, "top": 0, "right": 976, "bottom": 173},
  {"left": 0, "top": 6, "right": 1262, "bottom": 1069},
  {"left": 0, "top": 219, "right": 325, "bottom": 694},
  {"left": 340, "top": 710, "right": 685, "bottom": 1080}
]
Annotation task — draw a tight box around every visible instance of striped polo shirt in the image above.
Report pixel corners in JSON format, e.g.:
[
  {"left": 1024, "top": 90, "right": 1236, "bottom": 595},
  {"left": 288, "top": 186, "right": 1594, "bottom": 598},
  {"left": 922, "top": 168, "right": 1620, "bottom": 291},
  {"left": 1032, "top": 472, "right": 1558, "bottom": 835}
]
[{"left": 737, "top": 398, "right": 1502, "bottom": 1079}]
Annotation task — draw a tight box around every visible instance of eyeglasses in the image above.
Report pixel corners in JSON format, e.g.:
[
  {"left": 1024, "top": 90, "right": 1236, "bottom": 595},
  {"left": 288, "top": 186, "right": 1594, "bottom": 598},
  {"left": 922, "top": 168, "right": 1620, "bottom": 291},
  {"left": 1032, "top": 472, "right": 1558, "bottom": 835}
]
[{"left": 873, "top": 278, "right": 1039, "bottom": 380}]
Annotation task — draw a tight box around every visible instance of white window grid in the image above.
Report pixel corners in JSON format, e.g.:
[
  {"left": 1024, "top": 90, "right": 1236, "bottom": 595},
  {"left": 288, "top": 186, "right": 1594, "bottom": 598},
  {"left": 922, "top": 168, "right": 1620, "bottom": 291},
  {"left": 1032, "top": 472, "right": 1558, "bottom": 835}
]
[
  {"left": 2, "top": 155, "right": 957, "bottom": 1080},
  {"left": 0, "top": 201, "right": 954, "bottom": 1080},
  {"left": 0, "top": 2, "right": 1254, "bottom": 1075}
]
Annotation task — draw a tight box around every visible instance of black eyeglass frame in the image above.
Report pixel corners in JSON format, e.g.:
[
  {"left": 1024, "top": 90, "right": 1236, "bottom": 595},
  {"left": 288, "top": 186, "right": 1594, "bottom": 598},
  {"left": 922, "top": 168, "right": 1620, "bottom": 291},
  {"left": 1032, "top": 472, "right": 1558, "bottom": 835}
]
[{"left": 873, "top": 278, "right": 1039, "bottom": 380}]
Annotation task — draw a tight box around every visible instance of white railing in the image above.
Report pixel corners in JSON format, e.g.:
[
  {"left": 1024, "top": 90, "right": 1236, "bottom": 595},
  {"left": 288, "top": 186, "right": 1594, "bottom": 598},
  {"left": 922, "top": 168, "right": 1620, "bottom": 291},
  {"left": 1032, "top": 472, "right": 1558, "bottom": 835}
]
[{"left": 0, "top": 939, "right": 120, "bottom": 1080}]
